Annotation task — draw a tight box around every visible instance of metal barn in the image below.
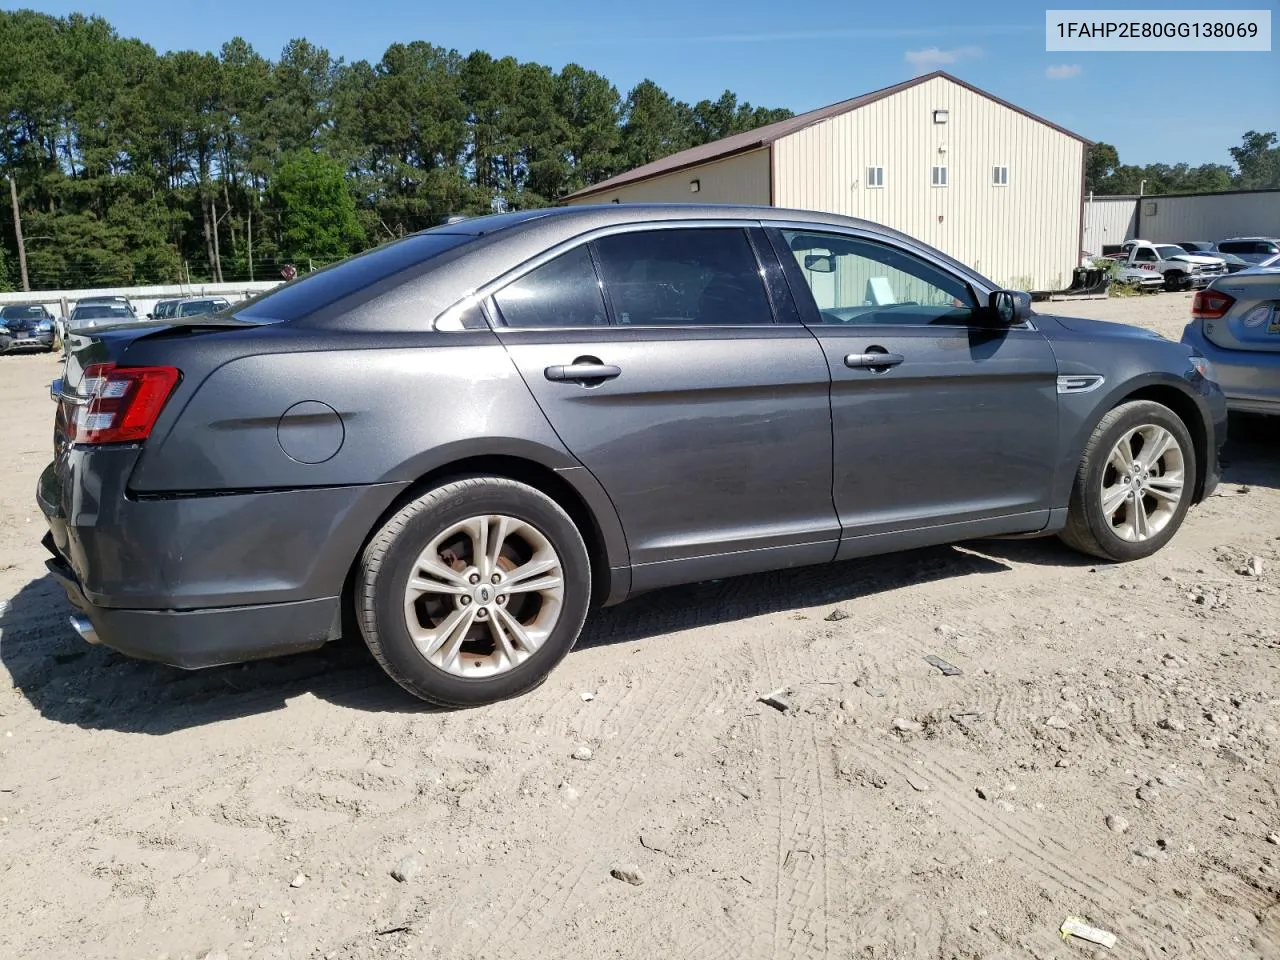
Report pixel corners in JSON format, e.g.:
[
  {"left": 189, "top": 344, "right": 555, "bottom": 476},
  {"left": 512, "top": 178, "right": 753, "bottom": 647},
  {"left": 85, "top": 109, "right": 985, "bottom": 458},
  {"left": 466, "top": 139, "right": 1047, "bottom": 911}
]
[{"left": 566, "top": 71, "right": 1089, "bottom": 291}]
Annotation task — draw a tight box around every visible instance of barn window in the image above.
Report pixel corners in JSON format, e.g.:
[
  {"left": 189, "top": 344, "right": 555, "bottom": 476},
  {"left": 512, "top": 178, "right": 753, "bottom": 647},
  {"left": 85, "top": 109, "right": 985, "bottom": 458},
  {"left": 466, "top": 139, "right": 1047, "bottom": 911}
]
[
  {"left": 992, "top": 165, "right": 1009, "bottom": 186},
  {"left": 931, "top": 165, "right": 948, "bottom": 187},
  {"left": 867, "top": 166, "right": 884, "bottom": 188}
]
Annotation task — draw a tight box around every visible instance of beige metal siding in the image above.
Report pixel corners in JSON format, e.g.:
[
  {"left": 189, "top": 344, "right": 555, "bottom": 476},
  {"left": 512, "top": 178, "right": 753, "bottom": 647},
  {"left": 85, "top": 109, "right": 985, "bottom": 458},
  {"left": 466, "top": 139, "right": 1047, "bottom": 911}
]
[
  {"left": 773, "top": 75, "right": 1084, "bottom": 290},
  {"left": 565, "top": 149, "right": 770, "bottom": 206},
  {"left": 1136, "top": 191, "right": 1280, "bottom": 243},
  {"left": 1083, "top": 197, "right": 1139, "bottom": 252}
]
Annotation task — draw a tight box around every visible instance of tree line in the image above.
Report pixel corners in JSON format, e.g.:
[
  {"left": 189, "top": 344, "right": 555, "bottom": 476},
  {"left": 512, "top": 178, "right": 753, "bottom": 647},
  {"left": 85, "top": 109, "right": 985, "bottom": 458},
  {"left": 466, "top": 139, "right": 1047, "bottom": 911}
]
[
  {"left": 0, "top": 10, "right": 791, "bottom": 291},
  {"left": 3, "top": 10, "right": 1277, "bottom": 293},
  {"left": 1085, "top": 132, "right": 1280, "bottom": 197}
]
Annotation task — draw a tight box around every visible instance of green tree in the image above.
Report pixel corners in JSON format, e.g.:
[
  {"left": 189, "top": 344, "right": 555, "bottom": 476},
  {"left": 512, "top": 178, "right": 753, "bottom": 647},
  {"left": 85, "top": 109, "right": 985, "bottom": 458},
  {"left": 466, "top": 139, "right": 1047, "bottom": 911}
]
[
  {"left": 268, "top": 150, "right": 365, "bottom": 263},
  {"left": 1085, "top": 142, "right": 1119, "bottom": 193},
  {"left": 1230, "top": 131, "right": 1280, "bottom": 189}
]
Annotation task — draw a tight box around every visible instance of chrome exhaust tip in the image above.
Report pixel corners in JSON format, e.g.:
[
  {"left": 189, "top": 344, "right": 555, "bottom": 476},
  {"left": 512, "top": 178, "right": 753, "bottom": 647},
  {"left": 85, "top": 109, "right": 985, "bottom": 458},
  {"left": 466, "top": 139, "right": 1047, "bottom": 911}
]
[{"left": 69, "top": 614, "right": 99, "bottom": 645}]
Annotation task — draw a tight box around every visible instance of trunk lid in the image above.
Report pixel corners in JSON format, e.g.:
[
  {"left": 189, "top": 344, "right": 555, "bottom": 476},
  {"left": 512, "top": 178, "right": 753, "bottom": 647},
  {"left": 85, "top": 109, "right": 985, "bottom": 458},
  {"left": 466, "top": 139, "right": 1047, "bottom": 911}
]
[{"left": 1198, "top": 271, "right": 1280, "bottom": 353}]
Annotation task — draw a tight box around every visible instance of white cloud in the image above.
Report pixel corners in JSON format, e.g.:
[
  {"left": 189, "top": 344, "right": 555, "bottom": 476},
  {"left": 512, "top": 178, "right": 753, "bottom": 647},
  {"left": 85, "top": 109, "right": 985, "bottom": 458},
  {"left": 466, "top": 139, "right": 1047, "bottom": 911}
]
[
  {"left": 1046, "top": 63, "right": 1083, "bottom": 80},
  {"left": 904, "top": 45, "right": 983, "bottom": 73}
]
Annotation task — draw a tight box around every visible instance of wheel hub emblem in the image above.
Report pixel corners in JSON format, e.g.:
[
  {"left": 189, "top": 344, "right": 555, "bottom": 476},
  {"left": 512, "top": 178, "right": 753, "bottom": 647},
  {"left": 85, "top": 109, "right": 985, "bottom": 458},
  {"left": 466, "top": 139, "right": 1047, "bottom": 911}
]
[{"left": 476, "top": 585, "right": 492, "bottom": 604}]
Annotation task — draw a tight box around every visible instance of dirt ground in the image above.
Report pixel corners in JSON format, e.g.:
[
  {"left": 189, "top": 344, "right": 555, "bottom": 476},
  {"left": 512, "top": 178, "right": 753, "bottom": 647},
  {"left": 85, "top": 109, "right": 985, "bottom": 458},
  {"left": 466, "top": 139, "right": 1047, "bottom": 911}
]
[{"left": 1, "top": 292, "right": 1278, "bottom": 960}]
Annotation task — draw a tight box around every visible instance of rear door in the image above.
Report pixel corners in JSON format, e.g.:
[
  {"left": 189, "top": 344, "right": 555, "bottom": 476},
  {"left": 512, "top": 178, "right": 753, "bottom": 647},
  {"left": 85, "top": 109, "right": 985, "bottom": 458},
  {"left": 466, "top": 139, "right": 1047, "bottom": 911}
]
[
  {"left": 490, "top": 223, "right": 838, "bottom": 591},
  {"left": 766, "top": 224, "right": 1060, "bottom": 558}
]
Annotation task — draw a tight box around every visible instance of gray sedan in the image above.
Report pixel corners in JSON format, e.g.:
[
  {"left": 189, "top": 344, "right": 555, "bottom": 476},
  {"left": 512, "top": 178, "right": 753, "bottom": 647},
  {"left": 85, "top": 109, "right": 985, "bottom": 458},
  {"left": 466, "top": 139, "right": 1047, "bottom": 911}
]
[{"left": 38, "top": 204, "right": 1227, "bottom": 706}]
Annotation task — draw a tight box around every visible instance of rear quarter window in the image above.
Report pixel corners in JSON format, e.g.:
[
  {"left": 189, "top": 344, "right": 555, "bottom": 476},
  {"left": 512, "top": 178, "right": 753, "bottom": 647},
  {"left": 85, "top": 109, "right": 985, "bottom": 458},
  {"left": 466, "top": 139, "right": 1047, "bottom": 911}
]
[{"left": 234, "top": 233, "right": 475, "bottom": 324}]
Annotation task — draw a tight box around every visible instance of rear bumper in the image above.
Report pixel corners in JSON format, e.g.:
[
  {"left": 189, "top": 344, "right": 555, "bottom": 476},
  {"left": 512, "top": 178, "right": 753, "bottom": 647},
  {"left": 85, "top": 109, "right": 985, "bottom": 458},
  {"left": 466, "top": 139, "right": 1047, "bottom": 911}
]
[
  {"left": 36, "top": 448, "right": 411, "bottom": 668},
  {"left": 1181, "top": 323, "right": 1280, "bottom": 416},
  {"left": 43, "top": 537, "right": 339, "bottom": 668}
]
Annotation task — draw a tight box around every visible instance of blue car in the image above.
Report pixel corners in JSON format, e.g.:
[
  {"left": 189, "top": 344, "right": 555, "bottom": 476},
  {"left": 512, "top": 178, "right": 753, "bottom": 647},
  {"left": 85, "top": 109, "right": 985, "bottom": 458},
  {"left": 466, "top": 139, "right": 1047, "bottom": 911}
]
[
  {"left": 0, "top": 303, "right": 57, "bottom": 353},
  {"left": 1182, "top": 264, "right": 1280, "bottom": 415}
]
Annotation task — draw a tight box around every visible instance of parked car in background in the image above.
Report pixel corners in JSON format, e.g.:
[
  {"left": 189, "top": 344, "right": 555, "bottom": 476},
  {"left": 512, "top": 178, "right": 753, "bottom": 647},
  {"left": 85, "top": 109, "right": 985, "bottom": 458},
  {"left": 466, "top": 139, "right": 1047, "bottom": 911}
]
[
  {"left": 148, "top": 299, "right": 183, "bottom": 320},
  {"left": 0, "top": 303, "right": 57, "bottom": 353},
  {"left": 1215, "top": 238, "right": 1280, "bottom": 265},
  {"left": 1106, "top": 240, "right": 1228, "bottom": 291},
  {"left": 1176, "top": 241, "right": 1218, "bottom": 254},
  {"left": 39, "top": 204, "right": 1227, "bottom": 707},
  {"left": 67, "top": 302, "right": 137, "bottom": 331},
  {"left": 1208, "top": 251, "right": 1254, "bottom": 274},
  {"left": 173, "top": 296, "right": 231, "bottom": 317},
  {"left": 1181, "top": 266, "right": 1280, "bottom": 415}
]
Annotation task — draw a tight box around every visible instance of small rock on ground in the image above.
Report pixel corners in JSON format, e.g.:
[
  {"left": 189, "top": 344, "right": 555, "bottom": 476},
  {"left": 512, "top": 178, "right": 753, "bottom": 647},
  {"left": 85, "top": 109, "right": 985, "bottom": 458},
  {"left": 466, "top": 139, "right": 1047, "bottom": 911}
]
[
  {"left": 824, "top": 608, "right": 850, "bottom": 622},
  {"left": 571, "top": 746, "right": 594, "bottom": 761},
  {"left": 1158, "top": 717, "right": 1187, "bottom": 732},
  {"left": 892, "top": 718, "right": 923, "bottom": 733},
  {"left": 390, "top": 857, "right": 420, "bottom": 883},
  {"left": 1137, "top": 780, "right": 1162, "bottom": 803},
  {"left": 289, "top": 872, "right": 307, "bottom": 888},
  {"left": 1106, "top": 814, "right": 1129, "bottom": 833},
  {"left": 610, "top": 864, "right": 645, "bottom": 886},
  {"left": 1045, "top": 716, "right": 1069, "bottom": 730}
]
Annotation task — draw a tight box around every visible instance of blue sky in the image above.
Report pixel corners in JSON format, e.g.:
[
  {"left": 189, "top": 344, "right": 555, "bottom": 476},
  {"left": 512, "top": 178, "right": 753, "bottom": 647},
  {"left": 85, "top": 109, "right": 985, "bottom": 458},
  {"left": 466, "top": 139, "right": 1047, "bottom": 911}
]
[{"left": 21, "top": 0, "right": 1280, "bottom": 167}]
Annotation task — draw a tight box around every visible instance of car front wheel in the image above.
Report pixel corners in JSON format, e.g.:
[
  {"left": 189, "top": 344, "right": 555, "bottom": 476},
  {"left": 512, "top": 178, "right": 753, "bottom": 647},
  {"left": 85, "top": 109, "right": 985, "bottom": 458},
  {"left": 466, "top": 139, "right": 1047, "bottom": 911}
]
[
  {"left": 1059, "top": 400, "right": 1196, "bottom": 562},
  {"left": 356, "top": 476, "right": 592, "bottom": 707}
]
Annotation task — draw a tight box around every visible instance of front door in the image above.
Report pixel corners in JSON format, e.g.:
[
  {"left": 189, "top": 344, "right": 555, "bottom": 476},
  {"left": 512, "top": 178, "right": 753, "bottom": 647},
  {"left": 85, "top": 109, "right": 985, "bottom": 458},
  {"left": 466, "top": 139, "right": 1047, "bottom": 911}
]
[
  {"left": 491, "top": 225, "right": 838, "bottom": 591},
  {"left": 767, "top": 226, "right": 1060, "bottom": 559}
]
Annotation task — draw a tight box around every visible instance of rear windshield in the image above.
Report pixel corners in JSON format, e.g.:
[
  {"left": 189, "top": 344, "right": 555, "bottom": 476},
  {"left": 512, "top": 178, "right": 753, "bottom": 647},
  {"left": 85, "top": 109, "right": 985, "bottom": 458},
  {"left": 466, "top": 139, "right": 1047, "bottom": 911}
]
[
  {"left": 234, "top": 233, "right": 475, "bottom": 324},
  {"left": 72, "top": 305, "right": 133, "bottom": 321}
]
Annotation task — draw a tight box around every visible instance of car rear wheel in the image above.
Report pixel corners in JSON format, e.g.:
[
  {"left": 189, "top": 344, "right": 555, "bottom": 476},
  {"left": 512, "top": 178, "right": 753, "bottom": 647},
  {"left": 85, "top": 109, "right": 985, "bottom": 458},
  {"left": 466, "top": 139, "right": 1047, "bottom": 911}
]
[
  {"left": 356, "top": 476, "right": 591, "bottom": 707},
  {"left": 1059, "top": 400, "right": 1196, "bottom": 562}
]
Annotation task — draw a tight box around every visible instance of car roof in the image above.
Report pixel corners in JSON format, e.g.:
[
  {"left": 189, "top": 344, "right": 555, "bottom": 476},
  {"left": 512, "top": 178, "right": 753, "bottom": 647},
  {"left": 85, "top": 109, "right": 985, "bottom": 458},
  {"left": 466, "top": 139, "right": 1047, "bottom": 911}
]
[{"left": 278, "top": 202, "right": 1003, "bottom": 333}]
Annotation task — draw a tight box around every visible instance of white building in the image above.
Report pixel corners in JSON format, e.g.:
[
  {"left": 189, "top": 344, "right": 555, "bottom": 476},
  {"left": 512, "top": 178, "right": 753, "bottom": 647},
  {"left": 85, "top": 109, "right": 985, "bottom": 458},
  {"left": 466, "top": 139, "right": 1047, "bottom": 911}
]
[{"left": 567, "top": 71, "right": 1090, "bottom": 291}]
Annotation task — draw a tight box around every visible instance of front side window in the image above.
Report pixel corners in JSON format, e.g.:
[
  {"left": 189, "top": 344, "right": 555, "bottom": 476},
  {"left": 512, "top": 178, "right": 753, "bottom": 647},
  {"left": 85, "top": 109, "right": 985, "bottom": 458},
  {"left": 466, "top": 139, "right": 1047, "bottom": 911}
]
[
  {"left": 492, "top": 245, "right": 608, "bottom": 329},
  {"left": 591, "top": 228, "right": 773, "bottom": 326},
  {"left": 1134, "top": 248, "right": 1158, "bottom": 262},
  {"left": 780, "top": 229, "right": 978, "bottom": 326}
]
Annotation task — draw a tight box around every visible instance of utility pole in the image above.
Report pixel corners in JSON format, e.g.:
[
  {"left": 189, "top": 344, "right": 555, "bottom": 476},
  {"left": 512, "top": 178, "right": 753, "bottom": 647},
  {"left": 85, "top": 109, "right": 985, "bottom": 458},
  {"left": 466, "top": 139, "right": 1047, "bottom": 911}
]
[
  {"left": 7, "top": 174, "right": 30, "bottom": 292},
  {"left": 247, "top": 209, "right": 253, "bottom": 282}
]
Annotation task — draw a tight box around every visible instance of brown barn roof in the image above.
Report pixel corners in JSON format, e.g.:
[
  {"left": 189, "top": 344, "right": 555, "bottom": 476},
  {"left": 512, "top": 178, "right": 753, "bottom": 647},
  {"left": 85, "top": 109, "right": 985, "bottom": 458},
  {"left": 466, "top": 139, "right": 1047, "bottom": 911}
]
[{"left": 568, "top": 70, "right": 1091, "bottom": 199}]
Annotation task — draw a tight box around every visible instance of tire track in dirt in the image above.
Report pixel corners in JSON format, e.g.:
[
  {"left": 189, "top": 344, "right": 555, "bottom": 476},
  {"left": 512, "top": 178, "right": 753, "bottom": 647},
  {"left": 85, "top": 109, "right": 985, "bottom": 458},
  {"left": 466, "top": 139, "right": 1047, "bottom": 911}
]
[
  {"left": 847, "top": 735, "right": 1248, "bottom": 958},
  {"left": 462, "top": 635, "right": 746, "bottom": 954}
]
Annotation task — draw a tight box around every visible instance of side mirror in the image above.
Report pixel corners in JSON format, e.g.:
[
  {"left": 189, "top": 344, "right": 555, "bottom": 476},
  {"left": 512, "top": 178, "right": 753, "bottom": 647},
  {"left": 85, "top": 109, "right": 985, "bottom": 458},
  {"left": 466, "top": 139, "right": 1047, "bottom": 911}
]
[
  {"left": 988, "top": 289, "right": 1031, "bottom": 326},
  {"left": 803, "top": 253, "right": 835, "bottom": 273},
  {"left": 146, "top": 313, "right": 153, "bottom": 320}
]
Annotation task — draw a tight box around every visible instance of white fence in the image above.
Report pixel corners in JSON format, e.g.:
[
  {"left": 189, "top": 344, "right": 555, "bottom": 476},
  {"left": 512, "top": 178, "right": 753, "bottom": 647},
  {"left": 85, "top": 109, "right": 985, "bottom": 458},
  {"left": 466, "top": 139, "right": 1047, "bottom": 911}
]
[{"left": 0, "top": 281, "right": 281, "bottom": 319}]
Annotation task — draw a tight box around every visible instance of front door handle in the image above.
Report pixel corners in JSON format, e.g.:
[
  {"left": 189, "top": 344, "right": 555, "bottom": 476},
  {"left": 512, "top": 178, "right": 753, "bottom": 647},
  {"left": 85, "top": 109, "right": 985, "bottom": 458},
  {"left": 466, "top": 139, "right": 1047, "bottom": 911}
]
[
  {"left": 845, "top": 350, "right": 904, "bottom": 370},
  {"left": 544, "top": 362, "right": 622, "bottom": 384}
]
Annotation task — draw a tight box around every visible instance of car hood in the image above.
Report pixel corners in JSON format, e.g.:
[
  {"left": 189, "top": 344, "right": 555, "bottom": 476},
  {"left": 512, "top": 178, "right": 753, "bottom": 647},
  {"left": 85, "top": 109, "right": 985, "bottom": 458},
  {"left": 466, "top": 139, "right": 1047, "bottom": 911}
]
[
  {"left": 1040, "top": 314, "right": 1167, "bottom": 341},
  {"left": 1171, "top": 254, "right": 1222, "bottom": 265}
]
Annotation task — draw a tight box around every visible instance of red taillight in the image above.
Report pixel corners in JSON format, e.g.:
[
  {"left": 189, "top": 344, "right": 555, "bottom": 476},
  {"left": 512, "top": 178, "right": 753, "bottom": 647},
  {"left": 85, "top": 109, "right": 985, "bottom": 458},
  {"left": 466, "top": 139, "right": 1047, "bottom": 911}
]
[
  {"left": 1192, "top": 289, "right": 1234, "bottom": 320},
  {"left": 67, "top": 363, "right": 181, "bottom": 445}
]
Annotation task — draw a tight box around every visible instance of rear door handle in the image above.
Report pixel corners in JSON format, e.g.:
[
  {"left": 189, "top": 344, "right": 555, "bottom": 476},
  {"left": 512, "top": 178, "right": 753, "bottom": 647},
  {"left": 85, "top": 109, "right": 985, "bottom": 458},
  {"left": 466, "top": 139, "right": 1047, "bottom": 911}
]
[
  {"left": 844, "top": 351, "right": 904, "bottom": 370},
  {"left": 544, "top": 362, "right": 622, "bottom": 383}
]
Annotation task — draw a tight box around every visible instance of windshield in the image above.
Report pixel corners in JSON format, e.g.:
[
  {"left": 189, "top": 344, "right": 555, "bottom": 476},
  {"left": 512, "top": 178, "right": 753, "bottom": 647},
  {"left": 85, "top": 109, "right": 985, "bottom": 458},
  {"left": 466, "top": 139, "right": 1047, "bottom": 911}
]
[
  {"left": 1155, "top": 245, "right": 1191, "bottom": 260},
  {"left": 234, "top": 232, "right": 476, "bottom": 324},
  {"left": 1, "top": 305, "right": 48, "bottom": 320},
  {"left": 71, "top": 305, "right": 134, "bottom": 322}
]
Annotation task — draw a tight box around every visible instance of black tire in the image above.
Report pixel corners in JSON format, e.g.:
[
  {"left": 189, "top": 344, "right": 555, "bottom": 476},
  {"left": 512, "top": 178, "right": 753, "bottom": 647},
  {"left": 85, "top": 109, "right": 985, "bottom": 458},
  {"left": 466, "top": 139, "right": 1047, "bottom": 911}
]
[
  {"left": 356, "top": 476, "right": 591, "bottom": 707},
  {"left": 1058, "top": 400, "right": 1196, "bottom": 562},
  {"left": 1162, "top": 271, "right": 1185, "bottom": 292}
]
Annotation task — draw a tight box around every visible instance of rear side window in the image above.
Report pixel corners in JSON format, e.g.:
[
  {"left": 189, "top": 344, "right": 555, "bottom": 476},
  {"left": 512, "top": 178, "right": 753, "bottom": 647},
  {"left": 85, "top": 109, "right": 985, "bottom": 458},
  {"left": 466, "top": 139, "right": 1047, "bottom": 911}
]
[
  {"left": 592, "top": 228, "right": 773, "bottom": 326},
  {"left": 492, "top": 245, "right": 609, "bottom": 329},
  {"left": 235, "top": 232, "right": 475, "bottom": 324}
]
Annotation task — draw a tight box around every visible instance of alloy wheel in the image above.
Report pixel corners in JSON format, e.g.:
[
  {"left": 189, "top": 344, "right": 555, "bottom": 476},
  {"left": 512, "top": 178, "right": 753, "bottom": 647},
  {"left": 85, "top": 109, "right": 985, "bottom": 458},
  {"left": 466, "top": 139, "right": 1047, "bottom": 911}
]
[
  {"left": 402, "top": 514, "right": 565, "bottom": 678},
  {"left": 1099, "top": 424, "right": 1186, "bottom": 542}
]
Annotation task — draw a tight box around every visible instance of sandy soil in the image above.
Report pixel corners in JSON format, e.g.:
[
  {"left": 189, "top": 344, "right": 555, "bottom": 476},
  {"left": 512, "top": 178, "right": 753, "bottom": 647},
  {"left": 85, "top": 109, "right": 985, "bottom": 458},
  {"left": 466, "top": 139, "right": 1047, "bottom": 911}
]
[{"left": 1, "top": 297, "right": 1278, "bottom": 960}]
